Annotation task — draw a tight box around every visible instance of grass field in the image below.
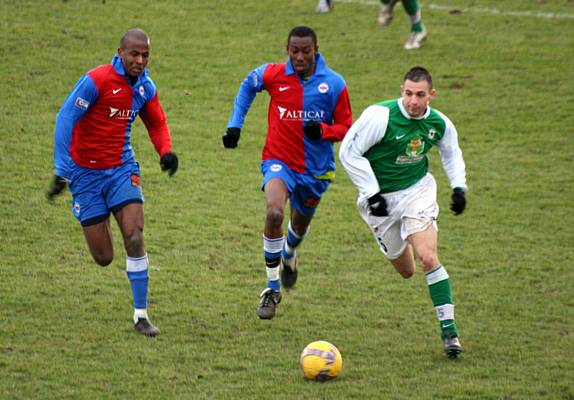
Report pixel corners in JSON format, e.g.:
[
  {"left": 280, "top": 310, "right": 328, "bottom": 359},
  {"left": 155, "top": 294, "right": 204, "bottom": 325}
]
[{"left": 1, "top": 0, "right": 573, "bottom": 398}]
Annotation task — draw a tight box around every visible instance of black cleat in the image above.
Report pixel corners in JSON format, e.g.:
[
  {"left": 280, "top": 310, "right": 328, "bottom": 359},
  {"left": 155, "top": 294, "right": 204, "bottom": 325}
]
[
  {"left": 280, "top": 253, "right": 298, "bottom": 289},
  {"left": 257, "top": 288, "right": 282, "bottom": 320},
  {"left": 443, "top": 333, "right": 462, "bottom": 358},
  {"left": 134, "top": 318, "right": 160, "bottom": 337}
]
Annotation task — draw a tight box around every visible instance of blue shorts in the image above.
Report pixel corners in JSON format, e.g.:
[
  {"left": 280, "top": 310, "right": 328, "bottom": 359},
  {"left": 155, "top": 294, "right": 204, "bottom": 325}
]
[
  {"left": 261, "top": 160, "right": 330, "bottom": 217},
  {"left": 68, "top": 160, "right": 144, "bottom": 226}
]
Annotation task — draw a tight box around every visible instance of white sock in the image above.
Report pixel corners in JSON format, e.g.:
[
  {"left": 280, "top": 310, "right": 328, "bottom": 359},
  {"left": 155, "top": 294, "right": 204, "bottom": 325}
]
[{"left": 134, "top": 308, "right": 148, "bottom": 324}]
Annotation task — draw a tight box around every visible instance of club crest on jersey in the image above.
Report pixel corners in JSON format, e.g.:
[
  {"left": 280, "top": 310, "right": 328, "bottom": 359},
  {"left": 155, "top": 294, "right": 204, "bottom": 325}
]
[
  {"left": 139, "top": 85, "right": 145, "bottom": 96},
  {"left": 277, "top": 106, "right": 325, "bottom": 121},
  {"left": 270, "top": 164, "right": 283, "bottom": 172},
  {"left": 109, "top": 107, "right": 137, "bottom": 120},
  {"left": 74, "top": 97, "right": 90, "bottom": 110},
  {"left": 318, "top": 82, "right": 329, "bottom": 94},
  {"left": 428, "top": 129, "right": 436, "bottom": 138}
]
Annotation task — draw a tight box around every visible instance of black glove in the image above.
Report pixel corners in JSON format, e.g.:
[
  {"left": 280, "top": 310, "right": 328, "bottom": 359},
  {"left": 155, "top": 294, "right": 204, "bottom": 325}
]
[
  {"left": 450, "top": 188, "right": 466, "bottom": 215},
  {"left": 367, "top": 192, "right": 388, "bottom": 217},
  {"left": 303, "top": 122, "right": 322, "bottom": 141},
  {"left": 46, "top": 175, "right": 67, "bottom": 200},
  {"left": 222, "top": 127, "right": 241, "bottom": 148},
  {"left": 160, "top": 152, "right": 179, "bottom": 176}
]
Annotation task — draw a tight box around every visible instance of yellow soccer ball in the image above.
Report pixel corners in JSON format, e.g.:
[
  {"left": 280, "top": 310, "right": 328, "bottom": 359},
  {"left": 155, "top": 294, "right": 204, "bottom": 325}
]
[{"left": 300, "top": 340, "right": 343, "bottom": 381}]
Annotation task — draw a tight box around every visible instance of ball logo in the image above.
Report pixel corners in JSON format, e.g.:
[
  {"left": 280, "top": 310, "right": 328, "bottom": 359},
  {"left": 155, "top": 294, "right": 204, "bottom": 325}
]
[
  {"left": 318, "top": 82, "right": 329, "bottom": 94},
  {"left": 270, "top": 164, "right": 282, "bottom": 172}
]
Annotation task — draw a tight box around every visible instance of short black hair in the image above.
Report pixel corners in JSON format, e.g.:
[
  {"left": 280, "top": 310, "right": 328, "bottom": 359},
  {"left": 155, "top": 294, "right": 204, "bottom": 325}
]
[
  {"left": 404, "top": 66, "right": 433, "bottom": 88},
  {"left": 287, "top": 26, "right": 317, "bottom": 47},
  {"left": 120, "top": 28, "right": 149, "bottom": 49}
]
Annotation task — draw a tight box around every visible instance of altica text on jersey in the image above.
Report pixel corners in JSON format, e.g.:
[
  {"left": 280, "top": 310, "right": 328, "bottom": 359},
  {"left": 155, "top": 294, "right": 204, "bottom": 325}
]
[{"left": 277, "top": 107, "right": 325, "bottom": 121}]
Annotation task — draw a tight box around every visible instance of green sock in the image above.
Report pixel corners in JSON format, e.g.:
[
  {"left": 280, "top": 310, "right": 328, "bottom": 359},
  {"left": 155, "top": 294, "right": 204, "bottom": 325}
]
[
  {"left": 426, "top": 266, "right": 459, "bottom": 337},
  {"left": 411, "top": 21, "right": 424, "bottom": 33}
]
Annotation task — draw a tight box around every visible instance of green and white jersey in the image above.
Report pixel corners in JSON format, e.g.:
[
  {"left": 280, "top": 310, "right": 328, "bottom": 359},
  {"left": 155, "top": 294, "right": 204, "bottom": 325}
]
[{"left": 339, "top": 98, "right": 466, "bottom": 203}]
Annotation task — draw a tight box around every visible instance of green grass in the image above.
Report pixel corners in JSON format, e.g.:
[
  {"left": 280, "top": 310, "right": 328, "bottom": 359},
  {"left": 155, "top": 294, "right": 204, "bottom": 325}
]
[{"left": 1, "top": 0, "right": 573, "bottom": 398}]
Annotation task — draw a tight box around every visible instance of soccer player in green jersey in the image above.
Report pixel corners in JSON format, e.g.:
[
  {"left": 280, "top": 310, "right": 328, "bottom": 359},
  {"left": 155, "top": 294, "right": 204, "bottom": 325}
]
[
  {"left": 316, "top": 0, "right": 427, "bottom": 49},
  {"left": 339, "top": 66, "right": 467, "bottom": 358},
  {"left": 379, "top": 0, "right": 427, "bottom": 49}
]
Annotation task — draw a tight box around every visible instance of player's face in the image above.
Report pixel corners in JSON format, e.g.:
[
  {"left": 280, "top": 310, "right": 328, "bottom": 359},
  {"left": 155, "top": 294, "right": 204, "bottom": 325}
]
[
  {"left": 401, "top": 79, "right": 436, "bottom": 118},
  {"left": 287, "top": 36, "right": 317, "bottom": 79},
  {"left": 118, "top": 37, "right": 150, "bottom": 78}
]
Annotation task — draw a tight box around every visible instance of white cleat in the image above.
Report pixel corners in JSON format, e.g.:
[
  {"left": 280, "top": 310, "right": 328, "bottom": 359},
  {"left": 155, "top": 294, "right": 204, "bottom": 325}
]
[
  {"left": 316, "top": 0, "right": 333, "bottom": 13},
  {"left": 378, "top": 0, "right": 398, "bottom": 27},
  {"left": 404, "top": 28, "right": 428, "bottom": 50}
]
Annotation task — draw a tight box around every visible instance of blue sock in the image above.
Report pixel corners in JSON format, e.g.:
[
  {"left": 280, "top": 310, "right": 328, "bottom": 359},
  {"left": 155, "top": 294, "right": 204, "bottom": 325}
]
[
  {"left": 282, "top": 222, "right": 306, "bottom": 260},
  {"left": 126, "top": 254, "right": 149, "bottom": 309}
]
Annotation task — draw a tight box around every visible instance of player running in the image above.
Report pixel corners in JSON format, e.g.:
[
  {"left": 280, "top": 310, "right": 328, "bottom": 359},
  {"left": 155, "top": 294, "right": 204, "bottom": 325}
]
[
  {"left": 47, "top": 28, "right": 178, "bottom": 337},
  {"left": 316, "top": 0, "right": 428, "bottom": 50},
  {"left": 339, "top": 66, "right": 466, "bottom": 357},
  {"left": 223, "top": 26, "right": 352, "bottom": 320}
]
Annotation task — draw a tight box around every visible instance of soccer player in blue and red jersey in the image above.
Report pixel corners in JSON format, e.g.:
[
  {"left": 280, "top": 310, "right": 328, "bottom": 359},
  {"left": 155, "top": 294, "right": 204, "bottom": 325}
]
[
  {"left": 46, "top": 29, "right": 178, "bottom": 337},
  {"left": 223, "top": 26, "right": 353, "bottom": 320}
]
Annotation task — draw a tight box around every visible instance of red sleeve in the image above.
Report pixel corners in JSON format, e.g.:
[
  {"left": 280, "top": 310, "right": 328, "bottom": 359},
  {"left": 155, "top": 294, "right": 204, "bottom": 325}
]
[
  {"left": 321, "top": 86, "right": 353, "bottom": 143},
  {"left": 140, "top": 92, "right": 172, "bottom": 157}
]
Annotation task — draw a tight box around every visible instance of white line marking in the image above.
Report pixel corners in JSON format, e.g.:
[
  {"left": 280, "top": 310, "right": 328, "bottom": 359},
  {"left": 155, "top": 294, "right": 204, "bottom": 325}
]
[
  {"left": 428, "top": 3, "right": 574, "bottom": 20},
  {"left": 335, "top": 0, "right": 574, "bottom": 20}
]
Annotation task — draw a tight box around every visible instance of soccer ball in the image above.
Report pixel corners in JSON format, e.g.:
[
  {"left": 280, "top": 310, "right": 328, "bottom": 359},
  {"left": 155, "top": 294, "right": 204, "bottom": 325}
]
[{"left": 300, "top": 340, "right": 343, "bottom": 381}]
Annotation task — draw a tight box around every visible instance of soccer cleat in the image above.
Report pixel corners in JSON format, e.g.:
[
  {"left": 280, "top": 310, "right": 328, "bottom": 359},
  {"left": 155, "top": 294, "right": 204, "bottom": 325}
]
[
  {"left": 404, "top": 28, "right": 428, "bottom": 50},
  {"left": 316, "top": 0, "right": 333, "bottom": 13},
  {"left": 257, "top": 288, "right": 282, "bottom": 320},
  {"left": 443, "top": 333, "right": 462, "bottom": 358},
  {"left": 280, "top": 252, "right": 298, "bottom": 289},
  {"left": 377, "top": 0, "right": 398, "bottom": 27},
  {"left": 134, "top": 318, "right": 160, "bottom": 337}
]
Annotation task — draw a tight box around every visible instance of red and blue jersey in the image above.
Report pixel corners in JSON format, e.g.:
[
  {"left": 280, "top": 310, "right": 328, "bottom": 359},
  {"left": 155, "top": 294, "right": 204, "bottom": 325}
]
[
  {"left": 227, "top": 53, "right": 352, "bottom": 177},
  {"left": 53, "top": 55, "right": 172, "bottom": 179}
]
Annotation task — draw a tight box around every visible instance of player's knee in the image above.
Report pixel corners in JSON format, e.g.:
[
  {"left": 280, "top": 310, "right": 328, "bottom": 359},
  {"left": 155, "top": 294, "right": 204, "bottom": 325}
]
[
  {"left": 266, "top": 206, "right": 284, "bottom": 228},
  {"left": 399, "top": 269, "right": 415, "bottom": 279},
  {"left": 124, "top": 229, "right": 144, "bottom": 255},
  {"left": 419, "top": 253, "right": 439, "bottom": 272},
  {"left": 93, "top": 254, "right": 113, "bottom": 267}
]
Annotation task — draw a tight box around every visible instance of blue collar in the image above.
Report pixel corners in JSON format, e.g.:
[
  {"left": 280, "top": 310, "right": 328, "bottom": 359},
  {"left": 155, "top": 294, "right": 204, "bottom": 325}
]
[{"left": 285, "top": 53, "right": 327, "bottom": 77}]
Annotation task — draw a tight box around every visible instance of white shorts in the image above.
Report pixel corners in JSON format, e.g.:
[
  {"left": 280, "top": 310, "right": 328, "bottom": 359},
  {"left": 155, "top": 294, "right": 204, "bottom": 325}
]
[{"left": 358, "top": 173, "right": 439, "bottom": 259}]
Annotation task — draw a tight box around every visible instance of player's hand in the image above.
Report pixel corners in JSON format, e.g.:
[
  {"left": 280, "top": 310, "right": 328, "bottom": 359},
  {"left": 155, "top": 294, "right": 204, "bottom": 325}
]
[
  {"left": 222, "top": 127, "right": 241, "bottom": 148},
  {"left": 303, "top": 122, "right": 322, "bottom": 141},
  {"left": 160, "top": 152, "right": 179, "bottom": 176},
  {"left": 46, "top": 175, "right": 67, "bottom": 200},
  {"left": 450, "top": 188, "right": 466, "bottom": 215},
  {"left": 367, "top": 192, "right": 388, "bottom": 217}
]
